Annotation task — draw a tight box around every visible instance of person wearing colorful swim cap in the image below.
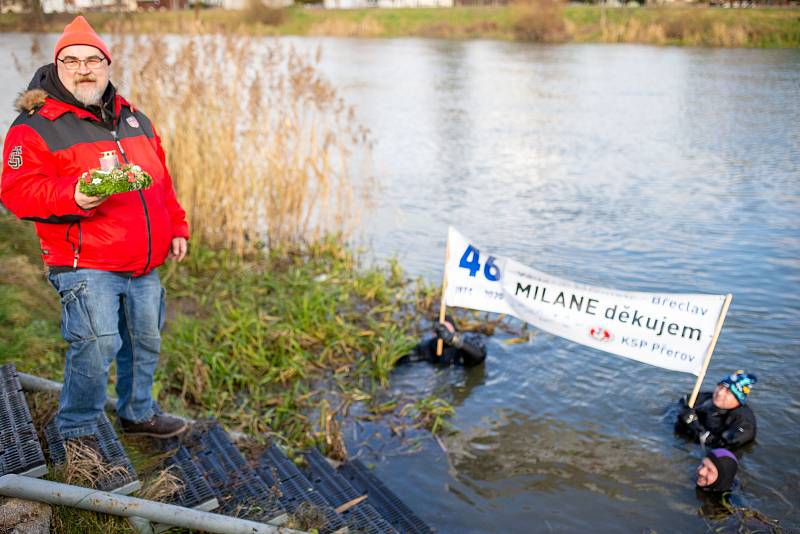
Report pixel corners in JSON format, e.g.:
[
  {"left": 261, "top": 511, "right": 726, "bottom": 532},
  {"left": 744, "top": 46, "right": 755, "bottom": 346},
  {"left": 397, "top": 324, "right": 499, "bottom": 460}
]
[{"left": 676, "top": 370, "right": 757, "bottom": 450}]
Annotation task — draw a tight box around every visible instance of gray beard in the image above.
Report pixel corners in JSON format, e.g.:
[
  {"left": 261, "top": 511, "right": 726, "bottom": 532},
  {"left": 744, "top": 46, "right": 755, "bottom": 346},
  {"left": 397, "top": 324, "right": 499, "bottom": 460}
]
[{"left": 72, "top": 81, "right": 107, "bottom": 107}]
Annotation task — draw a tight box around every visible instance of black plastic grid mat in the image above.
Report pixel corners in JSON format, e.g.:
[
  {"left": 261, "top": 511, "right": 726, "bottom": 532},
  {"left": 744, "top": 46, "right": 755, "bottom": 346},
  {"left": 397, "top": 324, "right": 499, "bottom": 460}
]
[
  {"left": 0, "top": 364, "right": 47, "bottom": 478},
  {"left": 303, "top": 448, "right": 398, "bottom": 534},
  {"left": 256, "top": 443, "right": 346, "bottom": 533},
  {"left": 164, "top": 445, "right": 218, "bottom": 511},
  {"left": 339, "top": 459, "right": 434, "bottom": 533},
  {"left": 44, "top": 412, "right": 140, "bottom": 494},
  {"left": 303, "top": 448, "right": 361, "bottom": 506},
  {"left": 183, "top": 421, "right": 285, "bottom": 523},
  {"left": 340, "top": 503, "right": 400, "bottom": 534},
  {"left": 0, "top": 364, "right": 22, "bottom": 392}
]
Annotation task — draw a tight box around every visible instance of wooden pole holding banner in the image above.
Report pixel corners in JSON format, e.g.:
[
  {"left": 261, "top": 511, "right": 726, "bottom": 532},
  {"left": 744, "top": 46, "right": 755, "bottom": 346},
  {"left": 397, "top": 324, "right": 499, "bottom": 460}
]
[
  {"left": 687, "top": 293, "right": 733, "bottom": 409},
  {"left": 436, "top": 232, "right": 451, "bottom": 357}
]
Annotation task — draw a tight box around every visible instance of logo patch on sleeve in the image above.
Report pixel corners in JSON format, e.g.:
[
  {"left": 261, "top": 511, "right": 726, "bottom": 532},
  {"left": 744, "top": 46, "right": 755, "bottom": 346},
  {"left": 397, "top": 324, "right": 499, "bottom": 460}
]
[
  {"left": 126, "top": 116, "right": 140, "bottom": 129},
  {"left": 8, "top": 146, "right": 22, "bottom": 169}
]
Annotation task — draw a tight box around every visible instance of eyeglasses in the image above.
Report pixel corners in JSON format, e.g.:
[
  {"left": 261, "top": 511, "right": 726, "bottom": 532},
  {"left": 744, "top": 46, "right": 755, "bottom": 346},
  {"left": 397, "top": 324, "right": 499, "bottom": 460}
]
[{"left": 57, "top": 56, "right": 107, "bottom": 71}]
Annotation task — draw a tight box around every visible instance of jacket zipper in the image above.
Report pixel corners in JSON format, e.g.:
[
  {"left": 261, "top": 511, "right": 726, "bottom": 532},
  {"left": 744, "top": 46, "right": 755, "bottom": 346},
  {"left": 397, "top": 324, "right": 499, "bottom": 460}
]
[
  {"left": 66, "top": 221, "right": 82, "bottom": 268},
  {"left": 112, "top": 127, "right": 152, "bottom": 274}
]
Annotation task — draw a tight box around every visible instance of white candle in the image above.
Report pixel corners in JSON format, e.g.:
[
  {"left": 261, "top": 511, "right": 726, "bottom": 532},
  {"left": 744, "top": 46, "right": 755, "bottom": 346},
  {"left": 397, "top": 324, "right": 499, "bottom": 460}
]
[{"left": 99, "top": 151, "right": 119, "bottom": 172}]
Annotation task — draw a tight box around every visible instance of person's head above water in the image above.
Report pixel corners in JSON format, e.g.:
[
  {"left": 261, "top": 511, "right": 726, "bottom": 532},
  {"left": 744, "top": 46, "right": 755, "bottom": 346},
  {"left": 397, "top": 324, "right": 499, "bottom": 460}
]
[
  {"left": 713, "top": 370, "right": 757, "bottom": 409},
  {"left": 696, "top": 448, "right": 738, "bottom": 492}
]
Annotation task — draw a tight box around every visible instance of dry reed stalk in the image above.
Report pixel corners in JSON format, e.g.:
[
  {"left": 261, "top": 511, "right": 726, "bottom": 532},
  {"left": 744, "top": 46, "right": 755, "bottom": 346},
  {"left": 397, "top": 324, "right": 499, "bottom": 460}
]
[
  {"left": 109, "top": 32, "right": 373, "bottom": 255},
  {"left": 318, "top": 399, "right": 347, "bottom": 461}
]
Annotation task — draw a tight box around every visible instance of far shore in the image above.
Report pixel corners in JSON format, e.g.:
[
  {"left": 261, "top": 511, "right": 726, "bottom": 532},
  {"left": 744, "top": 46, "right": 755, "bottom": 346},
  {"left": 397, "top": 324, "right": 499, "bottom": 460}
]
[{"left": 1, "top": 4, "right": 799, "bottom": 48}]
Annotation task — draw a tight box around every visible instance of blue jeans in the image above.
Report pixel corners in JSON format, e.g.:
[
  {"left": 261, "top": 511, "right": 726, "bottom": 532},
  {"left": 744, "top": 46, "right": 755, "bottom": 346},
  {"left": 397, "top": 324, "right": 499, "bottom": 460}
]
[{"left": 48, "top": 269, "right": 165, "bottom": 438}]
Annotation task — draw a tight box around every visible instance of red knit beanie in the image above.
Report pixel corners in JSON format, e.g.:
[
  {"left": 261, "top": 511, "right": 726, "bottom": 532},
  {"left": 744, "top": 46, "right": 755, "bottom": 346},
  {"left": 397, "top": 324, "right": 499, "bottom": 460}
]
[{"left": 53, "top": 16, "right": 112, "bottom": 64}]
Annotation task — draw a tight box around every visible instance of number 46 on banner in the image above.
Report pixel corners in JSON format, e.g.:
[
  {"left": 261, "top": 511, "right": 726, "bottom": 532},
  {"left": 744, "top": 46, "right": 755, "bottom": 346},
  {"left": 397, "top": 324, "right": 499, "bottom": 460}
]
[{"left": 459, "top": 244, "right": 501, "bottom": 282}]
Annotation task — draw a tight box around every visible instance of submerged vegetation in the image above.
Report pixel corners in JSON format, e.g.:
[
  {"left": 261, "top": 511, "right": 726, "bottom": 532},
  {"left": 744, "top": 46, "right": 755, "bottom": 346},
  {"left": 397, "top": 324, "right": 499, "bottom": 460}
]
[{"left": 2, "top": 4, "right": 798, "bottom": 47}]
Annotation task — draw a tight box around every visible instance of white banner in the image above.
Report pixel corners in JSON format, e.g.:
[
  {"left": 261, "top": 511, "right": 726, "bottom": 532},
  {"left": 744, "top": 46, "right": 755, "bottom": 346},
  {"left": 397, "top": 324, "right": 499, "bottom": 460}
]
[{"left": 443, "top": 227, "right": 727, "bottom": 375}]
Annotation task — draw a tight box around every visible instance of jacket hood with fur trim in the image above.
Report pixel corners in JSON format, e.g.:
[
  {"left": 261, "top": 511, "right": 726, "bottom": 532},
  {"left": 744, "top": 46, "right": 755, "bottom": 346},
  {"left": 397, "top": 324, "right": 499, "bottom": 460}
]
[{"left": 15, "top": 88, "right": 48, "bottom": 115}]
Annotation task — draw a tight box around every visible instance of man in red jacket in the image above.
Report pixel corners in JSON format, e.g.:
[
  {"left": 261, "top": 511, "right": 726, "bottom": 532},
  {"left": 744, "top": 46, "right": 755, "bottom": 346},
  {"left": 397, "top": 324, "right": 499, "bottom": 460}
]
[{"left": 1, "top": 16, "right": 188, "bottom": 444}]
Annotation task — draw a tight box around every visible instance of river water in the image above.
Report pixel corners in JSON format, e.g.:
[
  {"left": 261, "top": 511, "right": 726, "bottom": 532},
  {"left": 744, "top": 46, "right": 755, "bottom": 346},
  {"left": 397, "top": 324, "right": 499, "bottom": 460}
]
[{"left": 2, "top": 34, "right": 799, "bottom": 533}]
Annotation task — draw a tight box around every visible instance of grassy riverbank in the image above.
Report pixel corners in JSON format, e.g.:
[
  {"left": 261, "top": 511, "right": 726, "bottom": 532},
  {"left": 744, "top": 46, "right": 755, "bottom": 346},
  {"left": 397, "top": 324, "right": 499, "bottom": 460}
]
[
  {"left": 0, "top": 208, "right": 452, "bottom": 530},
  {"left": 2, "top": 4, "right": 799, "bottom": 47},
  {"left": 0, "top": 210, "right": 449, "bottom": 450}
]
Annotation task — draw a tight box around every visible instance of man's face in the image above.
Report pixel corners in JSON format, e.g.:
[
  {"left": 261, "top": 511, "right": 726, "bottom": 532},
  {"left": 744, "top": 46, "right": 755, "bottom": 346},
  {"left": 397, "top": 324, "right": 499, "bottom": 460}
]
[
  {"left": 56, "top": 44, "right": 109, "bottom": 107},
  {"left": 712, "top": 384, "right": 740, "bottom": 409},
  {"left": 696, "top": 457, "right": 719, "bottom": 487}
]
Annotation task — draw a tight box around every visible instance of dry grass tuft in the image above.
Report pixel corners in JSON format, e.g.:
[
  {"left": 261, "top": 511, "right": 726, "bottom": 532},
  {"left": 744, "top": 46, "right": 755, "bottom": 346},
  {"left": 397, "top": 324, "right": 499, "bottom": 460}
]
[
  {"left": 61, "top": 439, "right": 128, "bottom": 488},
  {"left": 108, "top": 32, "right": 374, "bottom": 255},
  {"left": 601, "top": 11, "right": 753, "bottom": 47},
  {"left": 308, "top": 17, "right": 385, "bottom": 38},
  {"left": 602, "top": 18, "right": 667, "bottom": 45},
  {"left": 242, "top": 0, "right": 286, "bottom": 27},
  {"left": 287, "top": 502, "right": 328, "bottom": 531},
  {"left": 512, "top": 0, "right": 572, "bottom": 43},
  {"left": 138, "top": 466, "right": 184, "bottom": 502}
]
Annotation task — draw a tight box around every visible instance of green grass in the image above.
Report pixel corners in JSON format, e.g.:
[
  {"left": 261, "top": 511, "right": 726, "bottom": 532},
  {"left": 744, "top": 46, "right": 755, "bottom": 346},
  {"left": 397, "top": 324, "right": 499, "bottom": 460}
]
[
  {"left": 156, "top": 237, "right": 424, "bottom": 445},
  {"left": 2, "top": 5, "right": 798, "bottom": 47},
  {"left": 0, "top": 216, "right": 64, "bottom": 380}
]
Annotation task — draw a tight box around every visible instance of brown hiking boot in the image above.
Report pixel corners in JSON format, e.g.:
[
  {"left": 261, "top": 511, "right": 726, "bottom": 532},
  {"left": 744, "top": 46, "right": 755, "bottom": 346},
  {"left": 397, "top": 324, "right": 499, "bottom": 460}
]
[{"left": 119, "top": 414, "right": 188, "bottom": 438}]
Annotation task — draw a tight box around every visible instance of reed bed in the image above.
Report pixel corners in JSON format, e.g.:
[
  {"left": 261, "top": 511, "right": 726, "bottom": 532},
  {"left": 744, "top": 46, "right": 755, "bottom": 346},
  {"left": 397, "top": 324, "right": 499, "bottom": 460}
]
[
  {"left": 109, "top": 31, "right": 373, "bottom": 255},
  {"left": 307, "top": 16, "right": 385, "bottom": 37},
  {"left": 596, "top": 8, "right": 761, "bottom": 46},
  {"left": 6, "top": 6, "right": 796, "bottom": 47},
  {"left": 512, "top": 0, "right": 573, "bottom": 43}
]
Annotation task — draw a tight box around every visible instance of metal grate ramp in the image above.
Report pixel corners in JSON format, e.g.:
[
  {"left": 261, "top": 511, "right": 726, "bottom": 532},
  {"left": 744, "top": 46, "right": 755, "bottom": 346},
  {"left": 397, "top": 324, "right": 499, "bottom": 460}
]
[
  {"left": 182, "top": 420, "right": 286, "bottom": 524},
  {"left": 0, "top": 364, "right": 47, "bottom": 478},
  {"left": 164, "top": 445, "right": 219, "bottom": 512},
  {"left": 339, "top": 459, "right": 434, "bottom": 533},
  {"left": 44, "top": 412, "right": 140, "bottom": 494},
  {"left": 303, "top": 448, "right": 398, "bottom": 534},
  {"left": 256, "top": 442, "right": 346, "bottom": 533}
]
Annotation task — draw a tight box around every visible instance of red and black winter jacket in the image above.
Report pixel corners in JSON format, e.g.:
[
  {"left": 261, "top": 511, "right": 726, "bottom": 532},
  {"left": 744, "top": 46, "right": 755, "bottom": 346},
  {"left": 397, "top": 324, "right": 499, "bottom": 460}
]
[{"left": 1, "top": 82, "right": 188, "bottom": 277}]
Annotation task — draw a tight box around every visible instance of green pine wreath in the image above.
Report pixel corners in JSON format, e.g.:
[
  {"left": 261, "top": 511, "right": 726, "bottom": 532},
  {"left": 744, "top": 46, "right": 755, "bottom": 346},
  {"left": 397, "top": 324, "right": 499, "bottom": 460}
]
[{"left": 79, "top": 164, "right": 153, "bottom": 197}]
